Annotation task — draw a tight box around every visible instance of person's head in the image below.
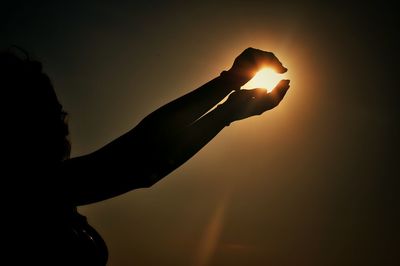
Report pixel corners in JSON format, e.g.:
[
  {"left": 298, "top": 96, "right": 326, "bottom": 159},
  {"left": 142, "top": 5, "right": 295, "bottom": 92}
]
[{"left": 1, "top": 47, "right": 70, "bottom": 164}]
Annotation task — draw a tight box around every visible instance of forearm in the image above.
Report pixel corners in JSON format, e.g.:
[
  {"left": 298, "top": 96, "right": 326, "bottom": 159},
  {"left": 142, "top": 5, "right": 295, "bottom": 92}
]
[
  {"left": 141, "top": 73, "right": 234, "bottom": 134},
  {"left": 147, "top": 105, "right": 230, "bottom": 184}
]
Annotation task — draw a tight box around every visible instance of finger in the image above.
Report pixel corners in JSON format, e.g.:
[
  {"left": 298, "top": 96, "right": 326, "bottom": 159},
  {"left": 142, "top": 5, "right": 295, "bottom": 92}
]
[
  {"left": 242, "top": 88, "right": 270, "bottom": 115},
  {"left": 260, "top": 52, "right": 287, "bottom": 73},
  {"left": 229, "top": 89, "right": 266, "bottom": 105},
  {"left": 240, "top": 88, "right": 268, "bottom": 100},
  {"left": 236, "top": 88, "right": 272, "bottom": 116},
  {"left": 235, "top": 80, "right": 290, "bottom": 116},
  {"left": 245, "top": 47, "right": 287, "bottom": 73},
  {"left": 269, "top": 79, "right": 290, "bottom": 103},
  {"left": 228, "top": 88, "right": 269, "bottom": 118}
]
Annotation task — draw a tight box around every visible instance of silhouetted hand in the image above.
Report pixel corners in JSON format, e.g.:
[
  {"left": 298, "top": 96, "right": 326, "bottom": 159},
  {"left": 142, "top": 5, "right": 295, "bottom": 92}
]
[
  {"left": 219, "top": 79, "right": 290, "bottom": 123},
  {"left": 223, "top": 47, "right": 287, "bottom": 88}
]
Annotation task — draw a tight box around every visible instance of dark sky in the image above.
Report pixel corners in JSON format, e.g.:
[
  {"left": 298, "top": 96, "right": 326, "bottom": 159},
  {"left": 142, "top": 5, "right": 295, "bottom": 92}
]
[{"left": 2, "top": 1, "right": 399, "bottom": 265}]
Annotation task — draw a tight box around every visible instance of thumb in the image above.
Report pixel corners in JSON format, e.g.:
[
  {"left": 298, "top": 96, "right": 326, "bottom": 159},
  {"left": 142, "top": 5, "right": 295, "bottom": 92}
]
[{"left": 270, "top": 79, "right": 290, "bottom": 101}]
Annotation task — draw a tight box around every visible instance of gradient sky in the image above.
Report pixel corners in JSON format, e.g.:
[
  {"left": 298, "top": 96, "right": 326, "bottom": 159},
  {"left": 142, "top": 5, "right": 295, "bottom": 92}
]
[{"left": 2, "top": 1, "right": 399, "bottom": 265}]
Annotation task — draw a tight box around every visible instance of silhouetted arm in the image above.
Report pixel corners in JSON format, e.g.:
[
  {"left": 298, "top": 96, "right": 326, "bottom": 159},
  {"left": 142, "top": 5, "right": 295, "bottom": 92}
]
[
  {"left": 141, "top": 74, "right": 234, "bottom": 134},
  {"left": 154, "top": 79, "right": 291, "bottom": 180},
  {"left": 60, "top": 48, "right": 289, "bottom": 206},
  {"left": 61, "top": 73, "right": 235, "bottom": 205}
]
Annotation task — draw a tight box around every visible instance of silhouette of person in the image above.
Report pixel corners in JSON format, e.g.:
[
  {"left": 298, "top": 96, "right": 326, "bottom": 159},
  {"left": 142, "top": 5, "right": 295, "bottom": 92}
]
[{"left": 1, "top": 47, "right": 289, "bottom": 265}]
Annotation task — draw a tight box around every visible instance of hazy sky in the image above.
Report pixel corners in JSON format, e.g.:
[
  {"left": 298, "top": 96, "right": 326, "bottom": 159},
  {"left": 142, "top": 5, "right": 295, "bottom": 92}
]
[{"left": 2, "top": 1, "right": 399, "bottom": 265}]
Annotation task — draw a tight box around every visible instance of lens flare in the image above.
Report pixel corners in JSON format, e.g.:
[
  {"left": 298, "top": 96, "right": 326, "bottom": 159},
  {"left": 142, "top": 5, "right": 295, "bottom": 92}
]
[{"left": 241, "top": 68, "right": 285, "bottom": 92}]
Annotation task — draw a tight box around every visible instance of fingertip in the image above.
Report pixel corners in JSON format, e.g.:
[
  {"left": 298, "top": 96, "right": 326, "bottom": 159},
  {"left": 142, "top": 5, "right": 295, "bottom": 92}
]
[
  {"left": 253, "top": 88, "right": 269, "bottom": 94},
  {"left": 277, "top": 79, "right": 290, "bottom": 86},
  {"left": 270, "top": 80, "right": 290, "bottom": 97},
  {"left": 277, "top": 66, "right": 288, "bottom": 73}
]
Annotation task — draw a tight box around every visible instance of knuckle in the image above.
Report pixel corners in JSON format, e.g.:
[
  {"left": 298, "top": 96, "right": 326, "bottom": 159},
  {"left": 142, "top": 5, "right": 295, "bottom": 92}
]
[{"left": 244, "top": 47, "right": 255, "bottom": 53}]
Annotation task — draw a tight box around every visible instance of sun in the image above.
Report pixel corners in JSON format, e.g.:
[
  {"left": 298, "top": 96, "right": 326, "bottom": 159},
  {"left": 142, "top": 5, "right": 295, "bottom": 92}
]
[{"left": 241, "top": 67, "right": 285, "bottom": 92}]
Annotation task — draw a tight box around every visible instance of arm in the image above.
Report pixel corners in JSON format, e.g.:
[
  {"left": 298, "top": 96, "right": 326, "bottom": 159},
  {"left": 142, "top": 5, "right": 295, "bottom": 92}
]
[
  {"left": 60, "top": 72, "right": 234, "bottom": 205},
  {"left": 139, "top": 74, "right": 233, "bottom": 134},
  {"left": 60, "top": 48, "right": 289, "bottom": 206},
  {"left": 146, "top": 80, "right": 290, "bottom": 182}
]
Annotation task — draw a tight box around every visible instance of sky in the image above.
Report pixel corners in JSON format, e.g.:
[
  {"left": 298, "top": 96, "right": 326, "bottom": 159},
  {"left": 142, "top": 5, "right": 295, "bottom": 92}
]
[{"left": 2, "top": 1, "right": 399, "bottom": 265}]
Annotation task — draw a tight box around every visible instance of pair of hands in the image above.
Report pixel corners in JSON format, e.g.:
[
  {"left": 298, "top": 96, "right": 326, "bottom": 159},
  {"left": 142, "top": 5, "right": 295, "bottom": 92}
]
[{"left": 220, "top": 47, "right": 290, "bottom": 122}]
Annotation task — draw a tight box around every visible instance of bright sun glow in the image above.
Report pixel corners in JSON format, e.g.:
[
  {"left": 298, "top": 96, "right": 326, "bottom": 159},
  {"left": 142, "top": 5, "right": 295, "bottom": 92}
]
[{"left": 241, "top": 68, "right": 285, "bottom": 92}]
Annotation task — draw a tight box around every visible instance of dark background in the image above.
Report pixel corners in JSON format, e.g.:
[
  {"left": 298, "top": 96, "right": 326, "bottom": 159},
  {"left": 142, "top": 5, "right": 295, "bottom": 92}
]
[{"left": 2, "top": 1, "right": 398, "bottom": 265}]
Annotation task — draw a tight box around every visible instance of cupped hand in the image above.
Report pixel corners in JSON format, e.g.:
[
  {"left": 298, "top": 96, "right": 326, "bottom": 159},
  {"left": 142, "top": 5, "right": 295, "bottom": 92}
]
[
  {"left": 224, "top": 47, "right": 287, "bottom": 88},
  {"left": 220, "top": 79, "right": 290, "bottom": 123}
]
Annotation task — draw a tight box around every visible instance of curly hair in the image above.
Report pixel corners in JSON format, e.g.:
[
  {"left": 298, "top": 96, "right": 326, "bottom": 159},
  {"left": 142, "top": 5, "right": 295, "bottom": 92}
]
[{"left": 1, "top": 47, "right": 71, "bottom": 162}]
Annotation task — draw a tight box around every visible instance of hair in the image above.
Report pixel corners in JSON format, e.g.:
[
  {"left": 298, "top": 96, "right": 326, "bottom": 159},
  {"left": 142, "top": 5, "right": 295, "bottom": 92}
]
[{"left": 0, "top": 47, "right": 71, "bottom": 162}]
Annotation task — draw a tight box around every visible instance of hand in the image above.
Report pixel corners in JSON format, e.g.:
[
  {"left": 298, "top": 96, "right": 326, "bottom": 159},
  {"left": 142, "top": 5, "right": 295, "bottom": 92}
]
[
  {"left": 219, "top": 79, "right": 290, "bottom": 123},
  {"left": 223, "top": 47, "right": 287, "bottom": 88}
]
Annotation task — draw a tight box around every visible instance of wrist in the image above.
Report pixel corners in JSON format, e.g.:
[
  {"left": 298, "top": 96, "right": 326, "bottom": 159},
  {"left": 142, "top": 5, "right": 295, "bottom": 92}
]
[
  {"left": 219, "top": 70, "right": 240, "bottom": 91},
  {"left": 213, "top": 104, "right": 232, "bottom": 127}
]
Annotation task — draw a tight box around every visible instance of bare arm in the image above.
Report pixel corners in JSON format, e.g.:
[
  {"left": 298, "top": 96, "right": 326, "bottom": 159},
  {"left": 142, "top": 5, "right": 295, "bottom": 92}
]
[
  {"left": 60, "top": 73, "right": 234, "bottom": 205},
  {"left": 60, "top": 48, "right": 289, "bottom": 206}
]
